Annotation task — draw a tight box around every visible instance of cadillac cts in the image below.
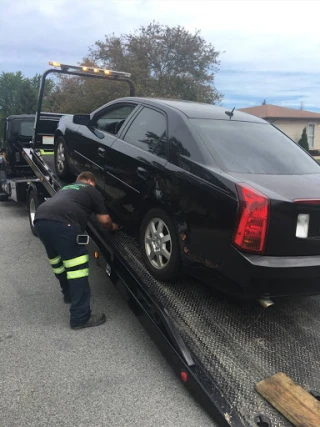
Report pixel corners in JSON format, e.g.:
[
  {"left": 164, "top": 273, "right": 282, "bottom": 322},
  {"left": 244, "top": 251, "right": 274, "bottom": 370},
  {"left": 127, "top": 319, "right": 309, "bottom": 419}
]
[{"left": 54, "top": 98, "right": 320, "bottom": 299}]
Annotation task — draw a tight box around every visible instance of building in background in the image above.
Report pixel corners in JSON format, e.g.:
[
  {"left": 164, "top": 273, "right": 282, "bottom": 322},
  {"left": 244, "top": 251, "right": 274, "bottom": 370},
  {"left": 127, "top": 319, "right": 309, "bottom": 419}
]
[{"left": 238, "top": 104, "right": 320, "bottom": 151}]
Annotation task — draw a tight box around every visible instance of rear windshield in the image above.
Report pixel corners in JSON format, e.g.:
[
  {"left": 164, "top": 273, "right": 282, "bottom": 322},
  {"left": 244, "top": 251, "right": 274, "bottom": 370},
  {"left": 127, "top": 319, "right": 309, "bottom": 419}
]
[
  {"left": 191, "top": 119, "right": 320, "bottom": 175},
  {"left": 20, "top": 121, "right": 34, "bottom": 137}
]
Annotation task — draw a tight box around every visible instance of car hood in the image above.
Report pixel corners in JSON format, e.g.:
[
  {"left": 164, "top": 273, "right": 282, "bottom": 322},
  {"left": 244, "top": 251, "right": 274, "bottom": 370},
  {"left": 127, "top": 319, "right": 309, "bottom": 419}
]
[{"left": 228, "top": 172, "right": 320, "bottom": 202}]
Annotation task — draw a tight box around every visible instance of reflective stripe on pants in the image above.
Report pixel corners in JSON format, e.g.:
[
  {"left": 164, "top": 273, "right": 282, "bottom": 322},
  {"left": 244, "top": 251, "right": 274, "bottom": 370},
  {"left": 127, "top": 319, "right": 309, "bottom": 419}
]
[
  {"left": 67, "top": 268, "right": 89, "bottom": 280},
  {"left": 63, "top": 254, "right": 89, "bottom": 269},
  {"left": 49, "top": 255, "right": 62, "bottom": 265},
  {"left": 49, "top": 255, "right": 65, "bottom": 275},
  {"left": 52, "top": 265, "right": 66, "bottom": 275},
  {"left": 63, "top": 254, "right": 89, "bottom": 280}
]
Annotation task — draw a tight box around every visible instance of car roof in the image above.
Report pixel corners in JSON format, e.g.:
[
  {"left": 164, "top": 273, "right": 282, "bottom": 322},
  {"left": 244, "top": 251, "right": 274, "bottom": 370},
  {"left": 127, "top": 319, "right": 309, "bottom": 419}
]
[{"left": 118, "top": 97, "right": 266, "bottom": 123}]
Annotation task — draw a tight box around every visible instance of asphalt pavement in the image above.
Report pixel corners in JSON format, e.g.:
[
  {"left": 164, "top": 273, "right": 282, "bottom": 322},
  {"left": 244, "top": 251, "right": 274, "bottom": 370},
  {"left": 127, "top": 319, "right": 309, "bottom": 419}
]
[{"left": 0, "top": 200, "right": 214, "bottom": 427}]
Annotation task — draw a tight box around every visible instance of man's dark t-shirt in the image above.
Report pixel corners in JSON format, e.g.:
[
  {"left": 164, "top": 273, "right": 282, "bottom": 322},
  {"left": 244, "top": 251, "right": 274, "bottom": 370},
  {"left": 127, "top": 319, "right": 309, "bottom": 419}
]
[{"left": 35, "top": 182, "right": 108, "bottom": 230}]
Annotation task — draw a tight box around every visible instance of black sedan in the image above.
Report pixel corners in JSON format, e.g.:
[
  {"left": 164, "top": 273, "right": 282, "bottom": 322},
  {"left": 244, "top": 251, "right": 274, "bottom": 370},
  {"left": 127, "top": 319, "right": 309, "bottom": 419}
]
[{"left": 54, "top": 97, "right": 320, "bottom": 299}]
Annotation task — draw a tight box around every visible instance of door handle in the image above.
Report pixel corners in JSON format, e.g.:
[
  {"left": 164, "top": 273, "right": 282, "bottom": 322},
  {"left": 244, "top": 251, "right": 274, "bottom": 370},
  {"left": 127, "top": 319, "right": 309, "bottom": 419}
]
[
  {"left": 136, "top": 167, "right": 150, "bottom": 180},
  {"left": 98, "top": 147, "right": 106, "bottom": 157}
]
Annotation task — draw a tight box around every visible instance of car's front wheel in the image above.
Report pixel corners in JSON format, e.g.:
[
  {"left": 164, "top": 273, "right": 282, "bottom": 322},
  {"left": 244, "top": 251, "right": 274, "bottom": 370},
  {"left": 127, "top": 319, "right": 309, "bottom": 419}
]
[
  {"left": 28, "top": 189, "right": 43, "bottom": 236},
  {"left": 54, "top": 136, "right": 72, "bottom": 179},
  {"left": 140, "top": 208, "right": 181, "bottom": 281}
]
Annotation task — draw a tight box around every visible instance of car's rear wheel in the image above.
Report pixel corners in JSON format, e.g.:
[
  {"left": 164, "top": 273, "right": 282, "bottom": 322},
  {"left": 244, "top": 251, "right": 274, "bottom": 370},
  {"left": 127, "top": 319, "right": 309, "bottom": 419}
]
[
  {"left": 140, "top": 208, "right": 181, "bottom": 281},
  {"left": 54, "top": 136, "right": 72, "bottom": 179}
]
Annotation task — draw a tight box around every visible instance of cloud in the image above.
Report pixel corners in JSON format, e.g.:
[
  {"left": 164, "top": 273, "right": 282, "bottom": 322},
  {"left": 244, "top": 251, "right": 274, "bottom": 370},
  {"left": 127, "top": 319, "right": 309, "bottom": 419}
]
[
  {"left": 0, "top": 0, "right": 319, "bottom": 111},
  {"left": 217, "top": 69, "right": 320, "bottom": 112}
]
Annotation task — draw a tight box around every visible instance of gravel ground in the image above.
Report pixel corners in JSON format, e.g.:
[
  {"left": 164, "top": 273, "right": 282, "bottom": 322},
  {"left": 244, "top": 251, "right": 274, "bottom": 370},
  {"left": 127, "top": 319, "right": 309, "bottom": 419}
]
[{"left": 0, "top": 200, "right": 214, "bottom": 427}]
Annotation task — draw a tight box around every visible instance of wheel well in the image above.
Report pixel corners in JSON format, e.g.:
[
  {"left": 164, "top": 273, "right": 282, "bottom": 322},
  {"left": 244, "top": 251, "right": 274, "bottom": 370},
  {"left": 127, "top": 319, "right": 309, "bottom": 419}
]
[
  {"left": 54, "top": 130, "right": 63, "bottom": 146},
  {"left": 27, "top": 183, "right": 49, "bottom": 201},
  {"left": 27, "top": 183, "right": 38, "bottom": 197},
  {"left": 138, "top": 201, "right": 166, "bottom": 228},
  {"left": 138, "top": 201, "right": 188, "bottom": 238}
]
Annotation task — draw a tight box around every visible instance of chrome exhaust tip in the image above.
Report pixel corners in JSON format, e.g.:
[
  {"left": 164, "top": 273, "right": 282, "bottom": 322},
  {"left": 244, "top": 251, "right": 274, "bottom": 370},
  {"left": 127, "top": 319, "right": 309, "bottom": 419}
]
[{"left": 258, "top": 297, "right": 274, "bottom": 308}]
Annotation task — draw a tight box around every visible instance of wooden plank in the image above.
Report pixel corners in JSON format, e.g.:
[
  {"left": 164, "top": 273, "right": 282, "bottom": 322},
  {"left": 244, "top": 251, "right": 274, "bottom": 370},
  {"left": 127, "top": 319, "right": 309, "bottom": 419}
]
[{"left": 256, "top": 372, "right": 320, "bottom": 427}]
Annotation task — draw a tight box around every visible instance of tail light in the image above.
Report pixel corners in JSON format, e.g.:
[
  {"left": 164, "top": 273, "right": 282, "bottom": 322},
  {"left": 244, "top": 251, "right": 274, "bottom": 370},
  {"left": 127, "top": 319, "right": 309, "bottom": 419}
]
[{"left": 232, "top": 184, "right": 270, "bottom": 253}]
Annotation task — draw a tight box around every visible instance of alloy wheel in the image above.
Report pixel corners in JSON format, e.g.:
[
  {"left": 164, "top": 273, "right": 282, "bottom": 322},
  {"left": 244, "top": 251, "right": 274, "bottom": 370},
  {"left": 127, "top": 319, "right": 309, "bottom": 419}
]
[
  {"left": 144, "top": 217, "right": 172, "bottom": 269},
  {"left": 29, "top": 197, "right": 36, "bottom": 226},
  {"left": 57, "top": 142, "right": 65, "bottom": 173}
]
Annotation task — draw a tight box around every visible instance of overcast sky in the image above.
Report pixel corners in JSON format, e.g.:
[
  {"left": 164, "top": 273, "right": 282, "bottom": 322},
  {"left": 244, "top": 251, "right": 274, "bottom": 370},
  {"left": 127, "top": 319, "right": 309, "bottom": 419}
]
[{"left": 1, "top": 0, "right": 319, "bottom": 111}]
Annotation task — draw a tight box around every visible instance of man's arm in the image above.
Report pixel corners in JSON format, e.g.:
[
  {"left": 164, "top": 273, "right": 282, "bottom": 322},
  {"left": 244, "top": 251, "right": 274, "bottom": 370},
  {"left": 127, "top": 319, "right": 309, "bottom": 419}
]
[
  {"left": 96, "top": 214, "right": 119, "bottom": 231},
  {"left": 88, "top": 186, "right": 119, "bottom": 231}
]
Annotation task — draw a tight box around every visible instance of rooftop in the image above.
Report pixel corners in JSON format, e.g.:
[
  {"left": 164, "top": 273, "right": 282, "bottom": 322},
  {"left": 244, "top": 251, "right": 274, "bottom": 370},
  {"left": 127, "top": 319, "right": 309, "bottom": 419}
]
[{"left": 238, "top": 104, "right": 320, "bottom": 120}]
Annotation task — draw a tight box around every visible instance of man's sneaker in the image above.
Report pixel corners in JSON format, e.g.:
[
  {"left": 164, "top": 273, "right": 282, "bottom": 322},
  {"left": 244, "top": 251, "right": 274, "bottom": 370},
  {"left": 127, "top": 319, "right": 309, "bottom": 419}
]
[
  {"left": 71, "top": 313, "right": 107, "bottom": 330},
  {"left": 63, "top": 295, "right": 71, "bottom": 304}
]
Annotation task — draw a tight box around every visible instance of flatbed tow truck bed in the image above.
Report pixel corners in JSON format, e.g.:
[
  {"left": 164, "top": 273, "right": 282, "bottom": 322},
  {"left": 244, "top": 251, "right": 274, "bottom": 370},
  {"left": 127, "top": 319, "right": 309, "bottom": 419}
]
[{"left": 19, "top": 146, "right": 320, "bottom": 427}]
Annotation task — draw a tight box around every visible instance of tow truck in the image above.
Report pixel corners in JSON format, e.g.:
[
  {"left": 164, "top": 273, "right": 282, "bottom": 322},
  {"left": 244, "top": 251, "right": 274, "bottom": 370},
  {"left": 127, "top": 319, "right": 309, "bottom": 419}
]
[{"left": 1, "top": 62, "right": 320, "bottom": 427}]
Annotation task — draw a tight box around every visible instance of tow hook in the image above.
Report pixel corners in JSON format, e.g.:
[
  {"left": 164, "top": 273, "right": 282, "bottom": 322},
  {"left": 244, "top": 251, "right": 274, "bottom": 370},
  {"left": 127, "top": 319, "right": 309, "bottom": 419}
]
[{"left": 257, "top": 297, "right": 274, "bottom": 308}]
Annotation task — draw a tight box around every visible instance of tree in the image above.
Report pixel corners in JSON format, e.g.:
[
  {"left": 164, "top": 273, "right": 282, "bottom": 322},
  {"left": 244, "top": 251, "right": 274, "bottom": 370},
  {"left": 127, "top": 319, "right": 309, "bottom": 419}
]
[
  {"left": 1, "top": 22, "right": 223, "bottom": 134},
  {"left": 0, "top": 72, "right": 27, "bottom": 139},
  {"left": 46, "top": 70, "right": 129, "bottom": 114},
  {"left": 46, "top": 21, "right": 222, "bottom": 114},
  {"left": 262, "top": 99, "right": 267, "bottom": 105},
  {"left": 88, "top": 22, "right": 222, "bottom": 103},
  {"left": 0, "top": 72, "right": 55, "bottom": 139},
  {"left": 298, "top": 127, "right": 309, "bottom": 151}
]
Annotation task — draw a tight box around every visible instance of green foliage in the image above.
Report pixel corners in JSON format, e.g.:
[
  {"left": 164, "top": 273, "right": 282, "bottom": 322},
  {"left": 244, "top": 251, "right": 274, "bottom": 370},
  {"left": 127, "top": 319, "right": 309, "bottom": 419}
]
[
  {"left": 298, "top": 127, "right": 309, "bottom": 151},
  {"left": 0, "top": 22, "right": 223, "bottom": 135},
  {"left": 47, "top": 73, "right": 128, "bottom": 114},
  {"left": 50, "top": 21, "right": 223, "bottom": 113},
  {"left": 0, "top": 72, "right": 54, "bottom": 139},
  {"left": 92, "top": 22, "right": 222, "bottom": 101}
]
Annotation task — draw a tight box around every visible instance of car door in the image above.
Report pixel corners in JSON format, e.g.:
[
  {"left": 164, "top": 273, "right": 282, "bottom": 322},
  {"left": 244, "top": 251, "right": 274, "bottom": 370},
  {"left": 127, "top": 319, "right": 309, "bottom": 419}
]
[
  {"left": 71, "top": 102, "right": 138, "bottom": 192},
  {"left": 102, "top": 105, "right": 168, "bottom": 226}
]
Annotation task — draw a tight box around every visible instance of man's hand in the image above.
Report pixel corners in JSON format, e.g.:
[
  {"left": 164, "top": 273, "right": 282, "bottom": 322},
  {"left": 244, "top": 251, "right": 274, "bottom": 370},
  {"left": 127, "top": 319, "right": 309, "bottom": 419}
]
[
  {"left": 97, "top": 214, "right": 113, "bottom": 230},
  {"left": 111, "top": 223, "right": 119, "bottom": 231},
  {"left": 96, "top": 214, "right": 119, "bottom": 232}
]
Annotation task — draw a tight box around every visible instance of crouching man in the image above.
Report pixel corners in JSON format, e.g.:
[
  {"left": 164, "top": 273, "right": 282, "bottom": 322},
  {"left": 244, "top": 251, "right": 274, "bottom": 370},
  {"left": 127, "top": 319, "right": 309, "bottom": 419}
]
[{"left": 34, "top": 171, "right": 118, "bottom": 330}]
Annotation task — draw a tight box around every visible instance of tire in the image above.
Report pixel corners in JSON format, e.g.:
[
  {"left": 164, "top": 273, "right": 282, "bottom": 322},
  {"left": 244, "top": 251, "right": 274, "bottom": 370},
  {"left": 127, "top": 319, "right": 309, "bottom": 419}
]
[
  {"left": 140, "top": 208, "right": 181, "bottom": 281},
  {"left": 28, "top": 189, "right": 42, "bottom": 237},
  {"left": 54, "top": 136, "right": 72, "bottom": 179}
]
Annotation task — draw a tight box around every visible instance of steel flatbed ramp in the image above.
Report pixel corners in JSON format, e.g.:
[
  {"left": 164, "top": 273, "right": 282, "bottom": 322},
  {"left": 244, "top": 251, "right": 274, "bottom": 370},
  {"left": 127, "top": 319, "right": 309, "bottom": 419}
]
[
  {"left": 24, "top": 149, "right": 320, "bottom": 427},
  {"left": 93, "top": 227, "right": 320, "bottom": 427}
]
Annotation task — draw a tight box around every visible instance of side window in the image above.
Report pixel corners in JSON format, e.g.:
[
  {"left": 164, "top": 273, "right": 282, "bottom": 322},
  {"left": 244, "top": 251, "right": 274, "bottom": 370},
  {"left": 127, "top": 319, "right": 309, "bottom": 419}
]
[
  {"left": 94, "top": 104, "right": 136, "bottom": 135},
  {"left": 20, "top": 121, "right": 34, "bottom": 138},
  {"left": 123, "top": 107, "right": 167, "bottom": 159}
]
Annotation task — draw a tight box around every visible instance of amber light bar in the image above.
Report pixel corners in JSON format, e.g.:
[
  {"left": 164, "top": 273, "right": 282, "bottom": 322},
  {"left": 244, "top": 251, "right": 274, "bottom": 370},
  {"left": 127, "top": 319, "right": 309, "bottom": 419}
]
[{"left": 49, "top": 61, "right": 131, "bottom": 78}]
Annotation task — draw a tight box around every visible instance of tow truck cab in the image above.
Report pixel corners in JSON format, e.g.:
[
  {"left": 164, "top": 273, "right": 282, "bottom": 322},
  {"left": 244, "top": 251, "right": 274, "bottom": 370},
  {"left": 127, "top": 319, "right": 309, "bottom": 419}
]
[
  {"left": 0, "top": 112, "right": 63, "bottom": 202},
  {"left": 1, "top": 113, "right": 63, "bottom": 175},
  {"left": 1, "top": 115, "right": 35, "bottom": 177}
]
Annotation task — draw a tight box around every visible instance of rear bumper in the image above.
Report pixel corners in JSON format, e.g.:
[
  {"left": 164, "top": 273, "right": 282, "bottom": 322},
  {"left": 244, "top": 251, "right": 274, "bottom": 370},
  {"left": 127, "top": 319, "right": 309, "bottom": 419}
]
[{"left": 222, "top": 247, "right": 320, "bottom": 298}]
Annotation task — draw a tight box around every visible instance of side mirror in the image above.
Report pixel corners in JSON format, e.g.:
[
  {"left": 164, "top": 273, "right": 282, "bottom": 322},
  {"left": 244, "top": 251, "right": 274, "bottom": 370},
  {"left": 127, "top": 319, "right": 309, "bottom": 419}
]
[{"left": 73, "top": 114, "right": 91, "bottom": 126}]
